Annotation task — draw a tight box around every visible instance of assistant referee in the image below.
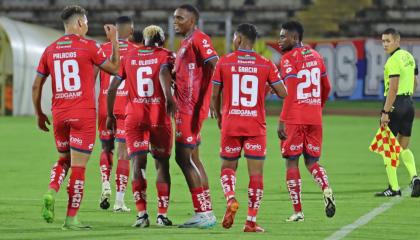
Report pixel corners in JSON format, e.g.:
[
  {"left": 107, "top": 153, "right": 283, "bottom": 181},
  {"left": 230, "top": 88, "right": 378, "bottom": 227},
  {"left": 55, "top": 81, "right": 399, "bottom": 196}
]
[{"left": 376, "top": 28, "right": 420, "bottom": 198}]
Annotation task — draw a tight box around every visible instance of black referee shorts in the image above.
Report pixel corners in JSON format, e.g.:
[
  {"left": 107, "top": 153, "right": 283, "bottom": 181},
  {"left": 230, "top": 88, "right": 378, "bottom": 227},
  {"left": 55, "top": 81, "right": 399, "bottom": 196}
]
[{"left": 387, "top": 95, "right": 415, "bottom": 137}]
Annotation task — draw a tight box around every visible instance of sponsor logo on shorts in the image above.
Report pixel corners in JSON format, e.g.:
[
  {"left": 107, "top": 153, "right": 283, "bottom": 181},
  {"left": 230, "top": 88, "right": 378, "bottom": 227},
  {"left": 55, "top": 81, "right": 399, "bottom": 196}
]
[
  {"left": 70, "top": 136, "right": 83, "bottom": 145},
  {"left": 116, "top": 129, "right": 125, "bottom": 136},
  {"left": 175, "top": 131, "right": 182, "bottom": 137},
  {"left": 134, "top": 140, "right": 148, "bottom": 148},
  {"left": 224, "top": 146, "right": 241, "bottom": 154},
  {"left": 245, "top": 143, "right": 262, "bottom": 151},
  {"left": 101, "top": 130, "right": 111, "bottom": 136},
  {"left": 186, "top": 136, "right": 193, "bottom": 143},
  {"left": 56, "top": 140, "right": 69, "bottom": 148},
  {"left": 88, "top": 144, "right": 94, "bottom": 150},
  {"left": 307, "top": 143, "right": 320, "bottom": 153},
  {"left": 290, "top": 143, "right": 303, "bottom": 151}
]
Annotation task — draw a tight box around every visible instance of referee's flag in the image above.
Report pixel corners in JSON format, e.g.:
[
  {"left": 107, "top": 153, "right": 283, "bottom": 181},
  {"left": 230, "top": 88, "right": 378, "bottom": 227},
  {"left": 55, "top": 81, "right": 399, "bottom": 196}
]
[{"left": 369, "top": 126, "right": 401, "bottom": 167}]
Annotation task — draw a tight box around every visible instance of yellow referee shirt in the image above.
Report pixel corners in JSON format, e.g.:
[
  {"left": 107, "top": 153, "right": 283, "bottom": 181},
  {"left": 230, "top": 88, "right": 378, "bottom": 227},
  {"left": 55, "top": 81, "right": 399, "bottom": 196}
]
[{"left": 384, "top": 48, "right": 416, "bottom": 96}]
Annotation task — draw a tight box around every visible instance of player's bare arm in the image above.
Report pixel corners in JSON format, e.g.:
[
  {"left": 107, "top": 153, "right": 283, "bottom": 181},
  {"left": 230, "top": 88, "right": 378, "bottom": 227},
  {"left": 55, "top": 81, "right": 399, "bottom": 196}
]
[
  {"left": 100, "top": 24, "right": 120, "bottom": 74},
  {"left": 210, "top": 84, "right": 222, "bottom": 128},
  {"left": 32, "top": 75, "right": 50, "bottom": 132},
  {"left": 381, "top": 76, "right": 399, "bottom": 127},
  {"left": 106, "top": 76, "right": 122, "bottom": 131},
  {"left": 159, "top": 65, "right": 177, "bottom": 117},
  {"left": 271, "top": 82, "right": 288, "bottom": 98},
  {"left": 205, "top": 57, "right": 218, "bottom": 72}
]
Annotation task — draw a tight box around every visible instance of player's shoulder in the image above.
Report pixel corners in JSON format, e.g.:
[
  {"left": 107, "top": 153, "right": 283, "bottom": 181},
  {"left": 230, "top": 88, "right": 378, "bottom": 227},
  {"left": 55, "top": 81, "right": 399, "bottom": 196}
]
[{"left": 192, "top": 29, "right": 212, "bottom": 43}]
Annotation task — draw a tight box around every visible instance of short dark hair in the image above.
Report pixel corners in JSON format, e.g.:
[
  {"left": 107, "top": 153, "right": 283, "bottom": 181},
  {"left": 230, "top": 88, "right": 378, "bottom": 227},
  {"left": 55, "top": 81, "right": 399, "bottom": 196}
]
[
  {"left": 236, "top": 23, "right": 258, "bottom": 43},
  {"left": 383, "top": 28, "right": 400, "bottom": 38},
  {"left": 61, "top": 5, "right": 87, "bottom": 23},
  {"left": 115, "top": 16, "right": 133, "bottom": 25},
  {"left": 178, "top": 4, "right": 200, "bottom": 21},
  {"left": 131, "top": 29, "right": 144, "bottom": 44},
  {"left": 281, "top": 21, "right": 304, "bottom": 41}
]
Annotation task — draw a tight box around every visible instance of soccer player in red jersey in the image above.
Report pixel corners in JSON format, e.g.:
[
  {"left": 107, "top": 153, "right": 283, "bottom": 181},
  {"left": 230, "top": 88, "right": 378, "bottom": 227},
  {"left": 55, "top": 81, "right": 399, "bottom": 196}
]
[
  {"left": 211, "top": 23, "right": 287, "bottom": 232},
  {"left": 97, "top": 16, "right": 137, "bottom": 212},
  {"left": 107, "top": 25, "right": 176, "bottom": 228},
  {"left": 277, "top": 21, "right": 335, "bottom": 222},
  {"left": 173, "top": 4, "right": 218, "bottom": 228},
  {"left": 32, "top": 5, "right": 120, "bottom": 230}
]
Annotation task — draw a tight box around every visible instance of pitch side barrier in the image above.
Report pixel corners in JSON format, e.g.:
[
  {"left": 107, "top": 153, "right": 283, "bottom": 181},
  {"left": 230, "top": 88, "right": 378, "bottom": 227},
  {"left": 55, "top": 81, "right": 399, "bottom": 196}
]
[{"left": 266, "top": 39, "right": 420, "bottom": 100}]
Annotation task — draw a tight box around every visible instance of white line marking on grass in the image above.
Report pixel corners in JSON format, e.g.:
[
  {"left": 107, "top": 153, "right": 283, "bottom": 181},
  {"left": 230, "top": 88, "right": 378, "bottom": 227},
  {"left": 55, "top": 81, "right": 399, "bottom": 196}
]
[{"left": 325, "top": 187, "right": 409, "bottom": 240}]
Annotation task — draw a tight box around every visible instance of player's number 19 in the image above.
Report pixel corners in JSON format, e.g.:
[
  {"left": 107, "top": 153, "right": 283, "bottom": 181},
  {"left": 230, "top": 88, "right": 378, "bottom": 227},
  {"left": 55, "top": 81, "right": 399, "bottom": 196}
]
[{"left": 232, "top": 74, "right": 258, "bottom": 107}]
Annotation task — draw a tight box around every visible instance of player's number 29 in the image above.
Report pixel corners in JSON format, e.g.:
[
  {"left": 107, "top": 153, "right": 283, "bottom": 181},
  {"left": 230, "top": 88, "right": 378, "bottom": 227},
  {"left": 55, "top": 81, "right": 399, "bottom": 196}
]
[
  {"left": 54, "top": 59, "right": 81, "bottom": 92},
  {"left": 232, "top": 74, "right": 258, "bottom": 107},
  {"left": 296, "top": 67, "right": 321, "bottom": 100}
]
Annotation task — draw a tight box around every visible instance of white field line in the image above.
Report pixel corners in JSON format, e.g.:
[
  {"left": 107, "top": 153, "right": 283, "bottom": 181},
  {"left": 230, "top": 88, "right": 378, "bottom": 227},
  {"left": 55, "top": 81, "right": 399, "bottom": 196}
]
[{"left": 325, "top": 187, "right": 410, "bottom": 240}]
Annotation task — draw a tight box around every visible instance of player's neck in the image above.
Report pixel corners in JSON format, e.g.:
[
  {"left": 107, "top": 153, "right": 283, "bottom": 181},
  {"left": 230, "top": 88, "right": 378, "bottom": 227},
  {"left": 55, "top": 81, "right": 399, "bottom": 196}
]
[
  {"left": 293, "top": 42, "right": 303, "bottom": 49},
  {"left": 183, "top": 26, "right": 197, "bottom": 38}
]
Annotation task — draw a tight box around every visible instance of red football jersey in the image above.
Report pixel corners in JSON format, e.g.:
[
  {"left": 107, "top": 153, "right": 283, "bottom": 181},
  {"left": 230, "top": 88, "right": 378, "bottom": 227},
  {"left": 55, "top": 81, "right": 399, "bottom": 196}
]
[
  {"left": 37, "top": 34, "right": 107, "bottom": 114},
  {"left": 98, "top": 39, "right": 137, "bottom": 116},
  {"left": 212, "top": 49, "right": 284, "bottom": 136},
  {"left": 117, "top": 46, "right": 174, "bottom": 126},
  {"left": 174, "top": 28, "right": 218, "bottom": 118},
  {"left": 279, "top": 45, "right": 331, "bottom": 125}
]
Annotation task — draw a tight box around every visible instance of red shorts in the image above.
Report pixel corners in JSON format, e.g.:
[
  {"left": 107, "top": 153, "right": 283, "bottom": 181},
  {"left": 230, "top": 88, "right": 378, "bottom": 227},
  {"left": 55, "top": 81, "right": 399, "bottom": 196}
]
[
  {"left": 125, "top": 115, "right": 173, "bottom": 158},
  {"left": 174, "top": 112, "right": 205, "bottom": 148},
  {"left": 281, "top": 124, "right": 322, "bottom": 160},
  {"left": 220, "top": 135, "right": 266, "bottom": 160},
  {"left": 52, "top": 110, "right": 96, "bottom": 154},
  {"left": 98, "top": 112, "right": 126, "bottom": 142}
]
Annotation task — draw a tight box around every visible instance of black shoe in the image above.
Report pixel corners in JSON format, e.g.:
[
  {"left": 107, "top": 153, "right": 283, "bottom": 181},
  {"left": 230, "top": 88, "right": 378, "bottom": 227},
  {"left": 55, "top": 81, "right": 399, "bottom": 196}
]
[
  {"left": 375, "top": 186, "right": 401, "bottom": 197},
  {"left": 156, "top": 215, "right": 173, "bottom": 226},
  {"left": 411, "top": 176, "right": 420, "bottom": 197}
]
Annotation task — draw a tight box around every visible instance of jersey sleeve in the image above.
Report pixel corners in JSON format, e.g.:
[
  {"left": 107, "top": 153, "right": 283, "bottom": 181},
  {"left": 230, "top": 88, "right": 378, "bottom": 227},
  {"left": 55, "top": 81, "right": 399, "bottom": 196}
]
[
  {"left": 194, "top": 34, "right": 218, "bottom": 63},
  {"left": 36, "top": 50, "right": 50, "bottom": 78},
  {"left": 267, "top": 61, "right": 284, "bottom": 86},
  {"left": 90, "top": 42, "right": 108, "bottom": 67},
  {"left": 211, "top": 60, "right": 222, "bottom": 86},
  {"left": 386, "top": 58, "right": 401, "bottom": 78},
  {"left": 160, "top": 50, "right": 175, "bottom": 71},
  {"left": 320, "top": 61, "right": 331, "bottom": 107},
  {"left": 279, "top": 56, "right": 296, "bottom": 82}
]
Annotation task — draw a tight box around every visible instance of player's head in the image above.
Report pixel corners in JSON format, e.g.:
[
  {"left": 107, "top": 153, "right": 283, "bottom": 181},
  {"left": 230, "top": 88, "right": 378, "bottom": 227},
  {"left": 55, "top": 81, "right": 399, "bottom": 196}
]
[
  {"left": 61, "top": 5, "right": 88, "bottom": 36},
  {"left": 233, "top": 23, "right": 258, "bottom": 50},
  {"left": 173, "top": 4, "right": 199, "bottom": 35},
  {"left": 143, "top": 25, "right": 165, "bottom": 47},
  {"left": 129, "top": 29, "right": 144, "bottom": 46},
  {"left": 115, "top": 16, "right": 134, "bottom": 39},
  {"left": 382, "top": 28, "right": 400, "bottom": 54},
  {"left": 279, "top": 21, "right": 304, "bottom": 52}
]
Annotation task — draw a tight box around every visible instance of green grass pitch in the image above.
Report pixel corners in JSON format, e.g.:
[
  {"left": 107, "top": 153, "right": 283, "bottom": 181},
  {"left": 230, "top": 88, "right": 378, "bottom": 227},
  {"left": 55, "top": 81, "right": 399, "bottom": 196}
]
[{"left": 0, "top": 115, "right": 419, "bottom": 239}]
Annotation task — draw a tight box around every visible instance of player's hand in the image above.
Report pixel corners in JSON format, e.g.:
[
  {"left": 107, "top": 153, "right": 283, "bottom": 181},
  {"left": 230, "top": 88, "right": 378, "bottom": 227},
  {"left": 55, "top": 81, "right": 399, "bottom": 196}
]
[
  {"left": 277, "top": 121, "right": 287, "bottom": 140},
  {"left": 106, "top": 115, "right": 117, "bottom": 132},
  {"left": 36, "top": 112, "right": 50, "bottom": 132},
  {"left": 166, "top": 98, "right": 177, "bottom": 117},
  {"left": 104, "top": 24, "right": 118, "bottom": 42},
  {"left": 380, "top": 113, "right": 390, "bottom": 128}
]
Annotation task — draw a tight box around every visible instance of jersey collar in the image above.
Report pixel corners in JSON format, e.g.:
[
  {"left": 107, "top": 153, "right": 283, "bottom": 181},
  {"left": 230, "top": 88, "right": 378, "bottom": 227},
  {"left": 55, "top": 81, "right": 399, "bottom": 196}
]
[
  {"left": 390, "top": 47, "right": 401, "bottom": 56},
  {"left": 238, "top": 48, "right": 255, "bottom": 53}
]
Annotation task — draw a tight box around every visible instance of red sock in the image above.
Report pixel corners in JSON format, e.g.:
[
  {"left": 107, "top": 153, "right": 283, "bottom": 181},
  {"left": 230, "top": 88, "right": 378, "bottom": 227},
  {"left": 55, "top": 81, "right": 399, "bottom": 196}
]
[
  {"left": 115, "top": 159, "right": 130, "bottom": 193},
  {"left": 66, "top": 166, "right": 86, "bottom": 217},
  {"left": 99, "top": 151, "right": 113, "bottom": 183},
  {"left": 247, "top": 175, "right": 263, "bottom": 222},
  {"left": 132, "top": 177, "right": 147, "bottom": 212},
  {"left": 309, "top": 163, "right": 329, "bottom": 191},
  {"left": 202, "top": 185, "right": 213, "bottom": 212},
  {"left": 190, "top": 187, "right": 212, "bottom": 213},
  {"left": 286, "top": 167, "right": 302, "bottom": 213},
  {"left": 156, "top": 182, "right": 170, "bottom": 215},
  {"left": 220, "top": 168, "right": 236, "bottom": 201},
  {"left": 49, "top": 156, "right": 70, "bottom": 192}
]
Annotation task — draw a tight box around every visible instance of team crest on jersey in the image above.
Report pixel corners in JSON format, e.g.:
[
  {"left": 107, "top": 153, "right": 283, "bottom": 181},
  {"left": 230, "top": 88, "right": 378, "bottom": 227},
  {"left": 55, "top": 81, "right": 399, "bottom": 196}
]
[{"left": 286, "top": 67, "right": 292, "bottom": 73}]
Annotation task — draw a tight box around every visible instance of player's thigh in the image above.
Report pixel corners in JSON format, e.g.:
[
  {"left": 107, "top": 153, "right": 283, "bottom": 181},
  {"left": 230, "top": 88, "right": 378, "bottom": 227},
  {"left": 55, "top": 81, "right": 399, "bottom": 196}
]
[
  {"left": 150, "top": 124, "right": 173, "bottom": 159},
  {"left": 281, "top": 124, "right": 304, "bottom": 160},
  {"left": 243, "top": 135, "right": 266, "bottom": 160},
  {"left": 125, "top": 119, "right": 150, "bottom": 159},
  {"left": 69, "top": 116, "right": 96, "bottom": 155},
  {"left": 52, "top": 114, "right": 71, "bottom": 153},
  {"left": 220, "top": 134, "right": 242, "bottom": 161},
  {"left": 303, "top": 125, "right": 322, "bottom": 161}
]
